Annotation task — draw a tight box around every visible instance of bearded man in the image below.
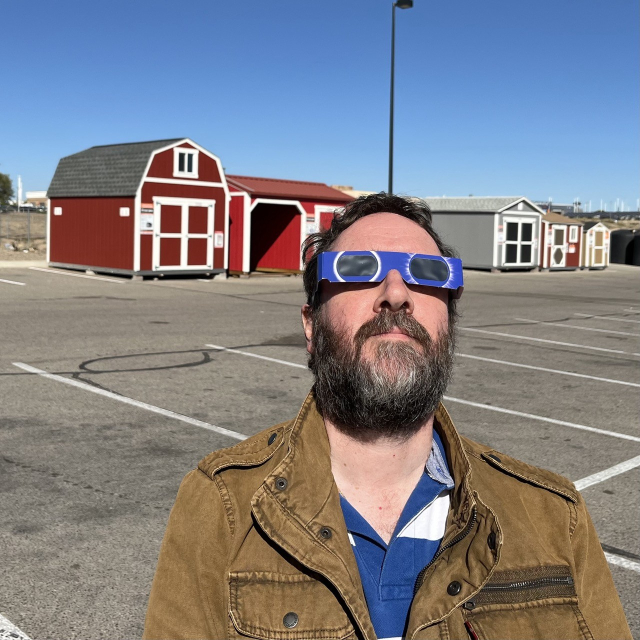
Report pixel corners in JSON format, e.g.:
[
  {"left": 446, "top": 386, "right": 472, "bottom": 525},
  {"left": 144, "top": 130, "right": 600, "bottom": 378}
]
[{"left": 144, "top": 194, "right": 630, "bottom": 640}]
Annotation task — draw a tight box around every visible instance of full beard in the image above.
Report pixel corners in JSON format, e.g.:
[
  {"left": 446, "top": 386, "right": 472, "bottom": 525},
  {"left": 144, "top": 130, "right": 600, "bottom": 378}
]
[{"left": 309, "top": 308, "right": 456, "bottom": 442}]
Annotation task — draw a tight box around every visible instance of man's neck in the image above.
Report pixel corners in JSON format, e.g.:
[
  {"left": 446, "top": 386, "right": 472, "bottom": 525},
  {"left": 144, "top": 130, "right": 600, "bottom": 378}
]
[{"left": 325, "top": 417, "right": 434, "bottom": 544}]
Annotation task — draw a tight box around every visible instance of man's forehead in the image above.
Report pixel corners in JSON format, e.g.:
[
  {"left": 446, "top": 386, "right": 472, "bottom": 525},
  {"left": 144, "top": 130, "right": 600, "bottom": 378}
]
[{"left": 332, "top": 212, "right": 440, "bottom": 255}]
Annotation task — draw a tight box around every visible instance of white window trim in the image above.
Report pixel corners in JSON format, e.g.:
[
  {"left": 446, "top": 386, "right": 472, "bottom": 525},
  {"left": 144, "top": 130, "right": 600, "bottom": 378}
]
[
  {"left": 503, "top": 218, "right": 535, "bottom": 265},
  {"left": 173, "top": 148, "right": 199, "bottom": 179},
  {"left": 569, "top": 225, "right": 579, "bottom": 243},
  {"left": 54, "top": 206, "right": 62, "bottom": 216}
]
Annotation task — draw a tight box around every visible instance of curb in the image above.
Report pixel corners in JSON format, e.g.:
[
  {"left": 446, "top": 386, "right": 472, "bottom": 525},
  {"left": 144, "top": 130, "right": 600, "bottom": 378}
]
[{"left": 0, "top": 260, "right": 47, "bottom": 268}]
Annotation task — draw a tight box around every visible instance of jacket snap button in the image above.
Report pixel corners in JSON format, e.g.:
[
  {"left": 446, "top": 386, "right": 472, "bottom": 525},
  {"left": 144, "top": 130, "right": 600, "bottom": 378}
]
[
  {"left": 447, "top": 581, "right": 462, "bottom": 596},
  {"left": 487, "top": 531, "right": 497, "bottom": 550},
  {"left": 275, "top": 477, "right": 288, "bottom": 491},
  {"left": 463, "top": 599, "right": 476, "bottom": 611},
  {"left": 319, "top": 527, "right": 332, "bottom": 540},
  {"left": 283, "top": 612, "right": 299, "bottom": 628},
  {"left": 268, "top": 433, "right": 277, "bottom": 445}
]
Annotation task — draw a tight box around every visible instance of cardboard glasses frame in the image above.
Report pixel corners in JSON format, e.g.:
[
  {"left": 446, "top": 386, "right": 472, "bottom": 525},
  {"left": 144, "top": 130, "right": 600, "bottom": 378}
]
[{"left": 316, "top": 250, "right": 464, "bottom": 299}]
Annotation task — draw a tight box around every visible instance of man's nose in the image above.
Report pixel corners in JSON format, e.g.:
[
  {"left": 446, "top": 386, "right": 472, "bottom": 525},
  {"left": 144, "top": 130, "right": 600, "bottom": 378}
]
[{"left": 373, "top": 269, "right": 414, "bottom": 314}]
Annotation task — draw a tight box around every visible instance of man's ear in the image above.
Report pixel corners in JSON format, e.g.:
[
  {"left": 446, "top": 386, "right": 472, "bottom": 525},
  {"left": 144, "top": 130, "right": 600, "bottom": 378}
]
[{"left": 301, "top": 304, "right": 314, "bottom": 355}]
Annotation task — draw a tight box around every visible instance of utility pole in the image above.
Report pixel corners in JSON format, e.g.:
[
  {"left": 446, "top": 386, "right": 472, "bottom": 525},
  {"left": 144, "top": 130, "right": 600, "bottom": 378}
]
[{"left": 388, "top": 0, "right": 413, "bottom": 194}]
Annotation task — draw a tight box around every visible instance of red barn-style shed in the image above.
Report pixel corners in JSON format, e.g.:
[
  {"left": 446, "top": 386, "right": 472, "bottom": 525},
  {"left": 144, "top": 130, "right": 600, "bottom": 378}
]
[
  {"left": 226, "top": 175, "right": 352, "bottom": 274},
  {"left": 539, "top": 212, "right": 583, "bottom": 270},
  {"left": 47, "top": 139, "right": 229, "bottom": 276}
]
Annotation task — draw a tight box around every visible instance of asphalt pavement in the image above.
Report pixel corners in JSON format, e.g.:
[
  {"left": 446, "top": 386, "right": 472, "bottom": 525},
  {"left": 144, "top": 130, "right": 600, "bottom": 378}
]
[{"left": 1, "top": 264, "right": 638, "bottom": 639}]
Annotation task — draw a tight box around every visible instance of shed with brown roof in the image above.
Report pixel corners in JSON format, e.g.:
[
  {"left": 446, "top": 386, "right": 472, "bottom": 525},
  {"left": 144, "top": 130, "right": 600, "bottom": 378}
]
[{"left": 540, "top": 213, "right": 583, "bottom": 270}]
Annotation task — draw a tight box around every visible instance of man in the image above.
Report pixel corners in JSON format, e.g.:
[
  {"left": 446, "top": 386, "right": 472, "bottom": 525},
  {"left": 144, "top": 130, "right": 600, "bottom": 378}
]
[{"left": 144, "top": 193, "right": 630, "bottom": 640}]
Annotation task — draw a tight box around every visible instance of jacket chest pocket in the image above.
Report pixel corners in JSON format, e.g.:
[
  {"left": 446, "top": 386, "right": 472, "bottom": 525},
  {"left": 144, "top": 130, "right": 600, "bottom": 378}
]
[
  {"left": 462, "top": 565, "right": 593, "bottom": 640},
  {"left": 229, "top": 571, "right": 355, "bottom": 640}
]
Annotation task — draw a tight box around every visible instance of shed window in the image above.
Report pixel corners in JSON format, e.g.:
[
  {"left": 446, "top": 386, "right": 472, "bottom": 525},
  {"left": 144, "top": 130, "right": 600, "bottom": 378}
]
[
  {"left": 569, "top": 226, "right": 579, "bottom": 243},
  {"left": 54, "top": 207, "right": 62, "bottom": 216},
  {"left": 173, "top": 148, "right": 199, "bottom": 178}
]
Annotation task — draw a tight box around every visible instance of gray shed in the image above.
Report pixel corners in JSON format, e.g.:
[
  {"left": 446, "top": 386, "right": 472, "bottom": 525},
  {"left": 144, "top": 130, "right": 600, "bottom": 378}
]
[{"left": 423, "top": 196, "right": 544, "bottom": 271}]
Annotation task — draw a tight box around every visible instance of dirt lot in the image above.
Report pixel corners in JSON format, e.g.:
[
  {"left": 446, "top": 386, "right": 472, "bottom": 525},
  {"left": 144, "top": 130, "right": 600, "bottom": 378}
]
[{"left": 0, "top": 211, "right": 47, "bottom": 260}]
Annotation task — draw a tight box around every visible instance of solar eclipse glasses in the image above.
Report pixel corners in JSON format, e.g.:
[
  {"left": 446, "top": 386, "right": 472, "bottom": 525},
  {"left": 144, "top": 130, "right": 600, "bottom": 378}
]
[{"left": 317, "top": 251, "right": 464, "bottom": 298}]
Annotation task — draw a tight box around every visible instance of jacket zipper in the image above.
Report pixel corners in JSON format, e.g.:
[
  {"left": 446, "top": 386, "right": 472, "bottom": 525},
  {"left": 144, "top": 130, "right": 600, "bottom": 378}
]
[
  {"left": 413, "top": 507, "right": 477, "bottom": 595},
  {"left": 481, "top": 575, "right": 573, "bottom": 592}
]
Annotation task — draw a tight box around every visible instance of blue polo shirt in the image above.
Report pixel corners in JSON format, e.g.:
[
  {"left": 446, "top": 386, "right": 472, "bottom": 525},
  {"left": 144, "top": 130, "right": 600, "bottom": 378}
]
[{"left": 339, "top": 431, "right": 454, "bottom": 640}]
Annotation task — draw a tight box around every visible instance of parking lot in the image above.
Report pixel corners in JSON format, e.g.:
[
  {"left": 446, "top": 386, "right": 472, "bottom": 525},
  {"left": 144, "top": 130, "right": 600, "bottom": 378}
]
[{"left": 1, "top": 263, "right": 639, "bottom": 639}]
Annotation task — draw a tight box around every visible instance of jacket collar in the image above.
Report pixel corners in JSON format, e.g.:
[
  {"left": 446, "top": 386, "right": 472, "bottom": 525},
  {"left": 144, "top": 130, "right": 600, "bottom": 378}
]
[{"left": 251, "top": 392, "right": 491, "bottom": 640}]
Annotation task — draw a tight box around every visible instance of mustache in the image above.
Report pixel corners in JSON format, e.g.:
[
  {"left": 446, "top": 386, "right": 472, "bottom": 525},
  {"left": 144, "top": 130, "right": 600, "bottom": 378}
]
[{"left": 353, "top": 309, "right": 433, "bottom": 352}]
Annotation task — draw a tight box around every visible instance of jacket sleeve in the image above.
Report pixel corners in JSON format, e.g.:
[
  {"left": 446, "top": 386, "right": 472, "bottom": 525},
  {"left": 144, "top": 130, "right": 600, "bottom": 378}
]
[
  {"left": 570, "top": 490, "right": 632, "bottom": 639},
  {"left": 143, "top": 469, "right": 231, "bottom": 640}
]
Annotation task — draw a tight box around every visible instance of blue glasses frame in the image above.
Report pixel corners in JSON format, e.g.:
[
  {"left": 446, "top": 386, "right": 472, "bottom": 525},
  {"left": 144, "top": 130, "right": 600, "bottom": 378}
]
[{"left": 317, "top": 251, "right": 464, "bottom": 298}]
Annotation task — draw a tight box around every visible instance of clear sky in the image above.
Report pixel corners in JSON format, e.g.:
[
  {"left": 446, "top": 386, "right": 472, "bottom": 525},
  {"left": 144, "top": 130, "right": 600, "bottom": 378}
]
[{"left": 2, "top": 0, "right": 638, "bottom": 210}]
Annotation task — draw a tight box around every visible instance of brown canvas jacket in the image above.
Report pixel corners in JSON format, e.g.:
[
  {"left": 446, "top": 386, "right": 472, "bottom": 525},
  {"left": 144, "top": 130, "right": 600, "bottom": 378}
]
[{"left": 144, "top": 393, "right": 631, "bottom": 640}]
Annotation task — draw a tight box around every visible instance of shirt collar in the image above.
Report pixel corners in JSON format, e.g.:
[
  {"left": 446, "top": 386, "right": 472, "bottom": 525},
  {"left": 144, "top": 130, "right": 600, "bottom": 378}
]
[{"left": 426, "top": 429, "right": 455, "bottom": 489}]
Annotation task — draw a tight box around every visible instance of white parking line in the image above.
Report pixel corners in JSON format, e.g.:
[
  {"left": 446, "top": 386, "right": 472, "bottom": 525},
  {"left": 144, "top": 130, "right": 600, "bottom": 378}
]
[
  {"left": 12, "top": 363, "right": 247, "bottom": 441},
  {"left": 438, "top": 397, "right": 640, "bottom": 443},
  {"left": 604, "top": 553, "right": 640, "bottom": 573},
  {"left": 207, "top": 344, "right": 308, "bottom": 369},
  {"left": 514, "top": 317, "right": 640, "bottom": 338},
  {"left": 0, "top": 278, "right": 26, "bottom": 286},
  {"left": 575, "top": 455, "right": 640, "bottom": 490},
  {"left": 204, "top": 345, "right": 640, "bottom": 443},
  {"left": 461, "top": 327, "right": 638, "bottom": 356},
  {"left": 575, "top": 313, "right": 640, "bottom": 325},
  {"left": 457, "top": 353, "right": 640, "bottom": 388},
  {"left": 0, "top": 612, "right": 31, "bottom": 639},
  {"left": 29, "top": 267, "right": 124, "bottom": 284}
]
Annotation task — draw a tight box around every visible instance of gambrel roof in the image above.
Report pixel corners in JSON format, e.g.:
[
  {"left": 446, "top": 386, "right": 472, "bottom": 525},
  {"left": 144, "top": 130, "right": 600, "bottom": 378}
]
[{"left": 48, "top": 139, "right": 183, "bottom": 197}]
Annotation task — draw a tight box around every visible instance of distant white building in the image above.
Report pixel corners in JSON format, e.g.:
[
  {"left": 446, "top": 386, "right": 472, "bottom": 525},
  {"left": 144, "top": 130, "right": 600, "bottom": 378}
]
[{"left": 25, "top": 191, "right": 48, "bottom": 207}]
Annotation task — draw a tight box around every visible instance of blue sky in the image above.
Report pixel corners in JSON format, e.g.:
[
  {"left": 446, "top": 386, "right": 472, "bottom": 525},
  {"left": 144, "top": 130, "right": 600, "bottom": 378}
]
[{"left": 2, "top": 0, "right": 638, "bottom": 210}]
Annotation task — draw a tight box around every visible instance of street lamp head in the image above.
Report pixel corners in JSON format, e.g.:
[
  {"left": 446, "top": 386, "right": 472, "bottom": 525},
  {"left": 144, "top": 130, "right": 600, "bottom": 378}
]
[{"left": 395, "top": 0, "right": 413, "bottom": 8}]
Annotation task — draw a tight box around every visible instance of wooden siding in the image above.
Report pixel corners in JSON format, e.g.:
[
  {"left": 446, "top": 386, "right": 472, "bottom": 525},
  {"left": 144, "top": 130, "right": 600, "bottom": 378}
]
[
  {"left": 250, "top": 203, "right": 301, "bottom": 271},
  {"left": 228, "top": 194, "right": 245, "bottom": 272},
  {"left": 49, "top": 197, "right": 135, "bottom": 269}
]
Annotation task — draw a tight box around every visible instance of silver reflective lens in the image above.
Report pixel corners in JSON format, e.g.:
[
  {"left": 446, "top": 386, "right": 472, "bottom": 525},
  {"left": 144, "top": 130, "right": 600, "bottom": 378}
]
[
  {"left": 336, "top": 254, "right": 378, "bottom": 277},
  {"left": 409, "top": 257, "right": 450, "bottom": 282}
]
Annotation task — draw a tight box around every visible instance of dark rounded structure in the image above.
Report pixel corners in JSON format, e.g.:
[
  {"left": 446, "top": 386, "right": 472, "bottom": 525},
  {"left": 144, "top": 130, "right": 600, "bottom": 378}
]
[
  {"left": 610, "top": 229, "right": 635, "bottom": 264},
  {"left": 632, "top": 234, "right": 640, "bottom": 267}
]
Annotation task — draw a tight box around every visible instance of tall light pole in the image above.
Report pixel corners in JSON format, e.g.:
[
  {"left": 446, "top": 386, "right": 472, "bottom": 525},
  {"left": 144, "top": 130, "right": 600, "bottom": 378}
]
[{"left": 388, "top": 0, "right": 413, "bottom": 194}]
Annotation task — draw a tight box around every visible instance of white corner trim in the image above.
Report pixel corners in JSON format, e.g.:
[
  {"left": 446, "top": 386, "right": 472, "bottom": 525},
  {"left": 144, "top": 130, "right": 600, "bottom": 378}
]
[
  {"left": 46, "top": 198, "right": 51, "bottom": 263},
  {"left": 133, "top": 191, "right": 141, "bottom": 272}
]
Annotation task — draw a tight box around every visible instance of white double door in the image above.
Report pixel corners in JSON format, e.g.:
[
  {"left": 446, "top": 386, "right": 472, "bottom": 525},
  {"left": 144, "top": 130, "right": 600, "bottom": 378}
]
[{"left": 153, "top": 197, "right": 215, "bottom": 270}]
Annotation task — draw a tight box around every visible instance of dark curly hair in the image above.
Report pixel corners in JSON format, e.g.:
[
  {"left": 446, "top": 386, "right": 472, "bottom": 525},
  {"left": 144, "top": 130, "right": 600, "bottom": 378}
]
[{"left": 302, "top": 192, "right": 459, "bottom": 324}]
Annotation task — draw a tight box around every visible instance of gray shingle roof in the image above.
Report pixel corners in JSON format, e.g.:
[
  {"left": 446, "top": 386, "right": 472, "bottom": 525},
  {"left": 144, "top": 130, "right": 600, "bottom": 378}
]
[
  {"left": 47, "top": 139, "right": 184, "bottom": 197},
  {"left": 423, "top": 196, "right": 527, "bottom": 212}
]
